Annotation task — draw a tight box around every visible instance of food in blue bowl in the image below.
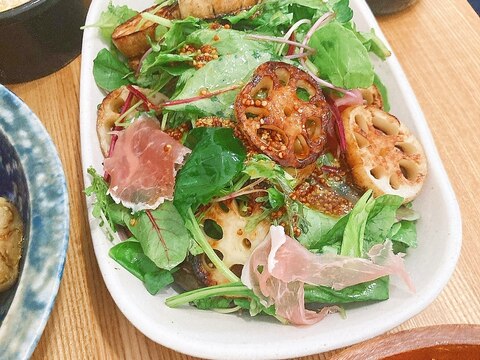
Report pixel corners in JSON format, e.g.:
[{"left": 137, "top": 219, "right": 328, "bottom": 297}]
[{"left": 0, "top": 85, "right": 69, "bottom": 360}]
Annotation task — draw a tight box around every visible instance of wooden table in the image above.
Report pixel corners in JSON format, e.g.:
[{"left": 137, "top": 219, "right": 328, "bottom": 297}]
[{"left": 7, "top": 0, "right": 480, "bottom": 358}]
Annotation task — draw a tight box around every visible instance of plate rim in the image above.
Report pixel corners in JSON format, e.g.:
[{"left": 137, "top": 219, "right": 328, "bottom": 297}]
[
  {"left": 79, "top": 1, "right": 462, "bottom": 359},
  {"left": 0, "top": 84, "right": 70, "bottom": 360}
]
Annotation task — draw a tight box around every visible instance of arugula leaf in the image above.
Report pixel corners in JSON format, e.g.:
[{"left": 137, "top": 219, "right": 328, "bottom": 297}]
[
  {"left": 109, "top": 241, "right": 174, "bottom": 295},
  {"left": 126, "top": 202, "right": 193, "bottom": 270},
  {"left": 85, "top": 167, "right": 130, "bottom": 234},
  {"left": 93, "top": 49, "right": 135, "bottom": 91},
  {"left": 243, "top": 154, "right": 295, "bottom": 192},
  {"left": 267, "top": 188, "right": 285, "bottom": 209},
  {"left": 308, "top": 22, "right": 374, "bottom": 89},
  {"left": 174, "top": 127, "right": 247, "bottom": 217},
  {"left": 163, "top": 17, "right": 202, "bottom": 51},
  {"left": 304, "top": 277, "right": 389, "bottom": 303},
  {"left": 83, "top": 2, "right": 138, "bottom": 42},
  {"left": 140, "top": 53, "right": 193, "bottom": 76}
]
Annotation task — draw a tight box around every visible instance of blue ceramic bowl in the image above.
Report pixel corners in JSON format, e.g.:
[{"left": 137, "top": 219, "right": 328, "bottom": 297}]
[{"left": 0, "top": 85, "right": 69, "bottom": 359}]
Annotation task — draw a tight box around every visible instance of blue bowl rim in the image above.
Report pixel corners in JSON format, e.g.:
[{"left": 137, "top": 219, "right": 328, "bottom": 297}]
[{"left": 0, "top": 84, "right": 69, "bottom": 360}]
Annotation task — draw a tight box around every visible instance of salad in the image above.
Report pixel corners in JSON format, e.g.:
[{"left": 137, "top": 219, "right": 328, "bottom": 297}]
[{"left": 85, "top": 0, "right": 427, "bottom": 325}]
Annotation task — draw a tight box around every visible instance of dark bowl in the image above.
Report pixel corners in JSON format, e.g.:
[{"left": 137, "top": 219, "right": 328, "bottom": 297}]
[{"left": 0, "top": 0, "right": 88, "bottom": 83}]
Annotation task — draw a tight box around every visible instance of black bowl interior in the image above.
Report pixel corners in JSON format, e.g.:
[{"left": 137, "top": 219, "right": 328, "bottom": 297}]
[{"left": 0, "top": 128, "right": 30, "bottom": 324}]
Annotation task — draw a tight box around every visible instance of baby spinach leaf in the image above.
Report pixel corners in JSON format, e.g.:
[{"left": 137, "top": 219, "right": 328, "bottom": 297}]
[
  {"left": 304, "top": 277, "right": 389, "bottom": 303},
  {"left": 174, "top": 127, "right": 247, "bottom": 217},
  {"left": 308, "top": 22, "right": 374, "bottom": 89},
  {"left": 109, "top": 241, "right": 174, "bottom": 295},
  {"left": 93, "top": 48, "right": 135, "bottom": 91},
  {"left": 193, "top": 297, "right": 234, "bottom": 310},
  {"left": 126, "top": 201, "right": 193, "bottom": 270}
]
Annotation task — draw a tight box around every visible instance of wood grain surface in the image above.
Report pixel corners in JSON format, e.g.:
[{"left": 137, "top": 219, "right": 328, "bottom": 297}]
[{"left": 6, "top": 0, "right": 480, "bottom": 359}]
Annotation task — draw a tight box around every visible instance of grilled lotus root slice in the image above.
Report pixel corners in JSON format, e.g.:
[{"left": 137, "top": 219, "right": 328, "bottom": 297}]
[
  {"left": 178, "top": 0, "right": 259, "bottom": 19},
  {"left": 359, "top": 85, "right": 383, "bottom": 109},
  {"left": 342, "top": 105, "right": 427, "bottom": 202},
  {"left": 112, "top": 4, "right": 180, "bottom": 59},
  {"left": 96, "top": 86, "right": 168, "bottom": 157},
  {"left": 235, "top": 62, "right": 331, "bottom": 169},
  {"left": 193, "top": 199, "right": 270, "bottom": 286}
]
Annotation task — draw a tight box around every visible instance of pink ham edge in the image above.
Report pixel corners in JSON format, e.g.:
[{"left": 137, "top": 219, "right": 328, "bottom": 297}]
[
  {"left": 241, "top": 225, "right": 415, "bottom": 325},
  {"left": 104, "top": 116, "right": 191, "bottom": 212}
]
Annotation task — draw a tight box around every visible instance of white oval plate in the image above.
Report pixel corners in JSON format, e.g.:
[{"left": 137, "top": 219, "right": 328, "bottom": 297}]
[{"left": 80, "top": 1, "right": 462, "bottom": 359}]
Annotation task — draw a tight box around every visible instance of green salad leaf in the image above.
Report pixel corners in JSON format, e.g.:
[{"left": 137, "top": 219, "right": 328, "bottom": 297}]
[
  {"left": 166, "top": 51, "right": 274, "bottom": 120},
  {"left": 83, "top": 2, "right": 138, "bottom": 42},
  {"left": 93, "top": 48, "right": 135, "bottom": 91},
  {"left": 126, "top": 202, "right": 193, "bottom": 270},
  {"left": 185, "top": 28, "right": 273, "bottom": 55},
  {"left": 109, "top": 241, "right": 174, "bottom": 295},
  {"left": 174, "top": 127, "right": 247, "bottom": 217},
  {"left": 308, "top": 22, "right": 374, "bottom": 89},
  {"left": 304, "top": 277, "right": 389, "bottom": 303}
]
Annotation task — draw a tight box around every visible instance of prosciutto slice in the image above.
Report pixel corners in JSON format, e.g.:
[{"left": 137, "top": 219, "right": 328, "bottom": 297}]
[
  {"left": 104, "top": 116, "right": 191, "bottom": 212},
  {"left": 241, "top": 226, "right": 414, "bottom": 325}
]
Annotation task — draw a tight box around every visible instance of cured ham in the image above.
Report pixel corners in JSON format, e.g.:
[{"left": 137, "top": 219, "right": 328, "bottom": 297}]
[
  {"left": 241, "top": 225, "right": 414, "bottom": 325},
  {"left": 104, "top": 116, "right": 191, "bottom": 212}
]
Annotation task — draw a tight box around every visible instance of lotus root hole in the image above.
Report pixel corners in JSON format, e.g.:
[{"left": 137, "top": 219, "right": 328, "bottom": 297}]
[
  {"left": 354, "top": 132, "right": 369, "bottom": 148},
  {"left": 296, "top": 80, "right": 316, "bottom": 100},
  {"left": 242, "top": 238, "right": 252, "bottom": 249},
  {"left": 203, "top": 219, "right": 223, "bottom": 240},
  {"left": 395, "top": 142, "right": 417, "bottom": 155},
  {"left": 294, "top": 135, "right": 310, "bottom": 160},
  {"left": 257, "top": 126, "right": 288, "bottom": 149},
  {"left": 399, "top": 159, "right": 419, "bottom": 181},
  {"left": 354, "top": 114, "right": 369, "bottom": 133},
  {"left": 275, "top": 67, "right": 291, "bottom": 86},
  {"left": 110, "top": 97, "right": 125, "bottom": 114},
  {"left": 245, "top": 106, "right": 265, "bottom": 119},
  {"left": 370, "top": 166, "right": 387, "bottom": 180},
  {"left": 284, "top": 105, "right": 294, "bottom": 117},
  {"left": 251, "top": 76, "right": 273, "bottom": 99},
  {"left": 305, "top": 118, "right": 322, "bottom": 142},
  {"left": 389, "top": 173, "right": 401, "bottom": 190},
  {"left": 230, "top": 264, "right": 244, "bottom": 278},
  {"left": 372, "top": 114, "right": 399, "bottom": 136},
  {"left": 203, "top": 250, "right": 225, "bottom": 269},
  {"left": 361, "top": 89, "right": 374, "bottom": 105}
]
